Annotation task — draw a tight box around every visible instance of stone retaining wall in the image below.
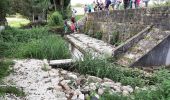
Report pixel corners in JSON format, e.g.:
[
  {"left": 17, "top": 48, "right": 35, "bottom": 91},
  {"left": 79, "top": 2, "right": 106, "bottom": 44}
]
[{"left": 84, "top": 6, "right": 170, "bottom": 43}]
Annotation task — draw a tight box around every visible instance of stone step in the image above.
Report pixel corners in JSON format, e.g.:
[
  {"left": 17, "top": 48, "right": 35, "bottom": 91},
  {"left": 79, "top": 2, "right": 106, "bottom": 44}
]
[
  {"left": 65, "top": 34, "right": 101, "bottom": 57},
  {"left": 70, "top": 34, "right": 115, "bottom": 57},
  {"left": 117, "top": 28, "right": 170, "bottom": 66}
]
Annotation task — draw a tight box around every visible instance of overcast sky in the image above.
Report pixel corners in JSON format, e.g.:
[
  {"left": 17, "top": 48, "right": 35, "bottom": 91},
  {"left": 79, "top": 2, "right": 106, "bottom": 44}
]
[{"left": 71, "top": 0, "right": 105, "bottom": 5}]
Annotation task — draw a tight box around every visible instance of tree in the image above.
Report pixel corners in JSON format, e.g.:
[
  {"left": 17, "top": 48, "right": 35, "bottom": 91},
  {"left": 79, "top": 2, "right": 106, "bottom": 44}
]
[
  {"left": 11, "top": 0, "right": 51, "bottom": 22},
  {"left": 0, "top": 0, "right": 9, "bottom": 25},
  {"left": 50, "top": 0, "right": 71, "bottom": 19}
]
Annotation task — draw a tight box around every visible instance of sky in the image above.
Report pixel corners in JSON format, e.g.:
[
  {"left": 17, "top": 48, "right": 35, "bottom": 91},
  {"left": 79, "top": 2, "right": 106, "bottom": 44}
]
[{"left": 71, "top": 0, "right": 105, "bottom": 5}]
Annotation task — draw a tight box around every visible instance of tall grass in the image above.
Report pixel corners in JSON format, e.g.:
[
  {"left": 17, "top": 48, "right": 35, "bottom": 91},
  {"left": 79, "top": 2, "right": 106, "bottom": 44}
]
[
  {"left": 73, "top": 55, "right": 152, "bottom": 88},
  {"left": 0, "top": 27, "right": 70, "bottom": 59}
]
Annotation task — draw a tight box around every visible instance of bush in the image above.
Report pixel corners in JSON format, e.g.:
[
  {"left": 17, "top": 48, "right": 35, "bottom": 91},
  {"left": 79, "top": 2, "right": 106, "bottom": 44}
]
[{"left": 48, "top": 11, "right": 63, "bottom": 26}]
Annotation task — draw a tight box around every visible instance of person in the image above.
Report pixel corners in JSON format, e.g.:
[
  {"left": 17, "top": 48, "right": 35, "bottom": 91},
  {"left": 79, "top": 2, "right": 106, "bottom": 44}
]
[
  {"left": 71, "top": 8, "right": 77, "bottom": 23},
  {"left": 124, "top": 0, "right": 130, "bottom": 9},
  {"left": 92, "top": 1, "right": 96, "bottom": 11},
  {"left": 105, "top": 0, "right": 111, "bottom": 11},
  {"left": 88, "top": 4, "right": 92, "bottom": 13},
  {"left": 70, "top": 22, "right": 76, "bottom": 33},
  {"left": 111, "top": 0, "right": 116, "bottom": 10},
  {"left": 84, "top": 5, "right": 88, "bottom": 15},
  {"left": 135, "top": 0, "right": 141, "bottom": 8},
  {"left": 64, "top": 20, "right": 68, "bottom": 34},
  {"left": 143, "top": 0, "right": 150, "bottom": 7},
  {"left": 116, "top": 0, "right": 122, "bottom": 9}
]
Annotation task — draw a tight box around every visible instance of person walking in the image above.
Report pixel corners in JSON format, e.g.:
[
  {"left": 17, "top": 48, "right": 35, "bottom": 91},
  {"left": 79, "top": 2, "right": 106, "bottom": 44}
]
[
  {"left": 143, "top": 0, "right": 150, "bottom": 7},
  {"left": 111, "top": 0, "right": 116, "bottom": 10},
  {"left": 116, "top": 0, "right": 122, "bottom": 10},
  {"left": 124, "top": 0, "right": 130, "bottom": 9}
]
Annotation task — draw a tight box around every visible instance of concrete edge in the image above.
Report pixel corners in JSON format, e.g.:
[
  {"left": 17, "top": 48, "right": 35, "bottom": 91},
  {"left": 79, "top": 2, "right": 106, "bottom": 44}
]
[
  {"left": 130, "top": 31, "right": 170, "bottom": 67},
  {"left": 113, "top": 25, "right": 153, "bottom": 57}
]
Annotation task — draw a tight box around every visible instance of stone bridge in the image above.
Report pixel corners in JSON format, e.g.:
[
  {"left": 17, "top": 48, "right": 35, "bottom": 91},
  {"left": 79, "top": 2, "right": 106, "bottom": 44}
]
[{"left": 67, "top": 6, "right": 170, "bottom": 68}]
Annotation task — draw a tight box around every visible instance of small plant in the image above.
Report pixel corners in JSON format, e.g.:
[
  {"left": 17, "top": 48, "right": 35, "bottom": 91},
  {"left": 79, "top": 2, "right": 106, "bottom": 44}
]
[
  {"left": 110, "top": 32, "right": 122, "bottom": 46},
  {"left": 93, "top": 32, "right": 103, "bottom": 40},
  {"left": 0, "top": 60, "right": 25, "bottom": 97}
]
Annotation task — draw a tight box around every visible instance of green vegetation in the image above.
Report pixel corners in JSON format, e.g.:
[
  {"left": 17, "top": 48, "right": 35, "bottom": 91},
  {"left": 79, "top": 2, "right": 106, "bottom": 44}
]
[
  {"left": 98, "top": 69, "right": 170, "bottom": 100},
  {"left": 76, "top": 15, "right": 84, "bottom": 21},
  {"left": 7, "top": 17, "right": 30, "bottom": 28},
  {"left": 0, "top": 27, "right": 70, "bottom": 60},
  {"left": 74, "top": 55, "right": 152, "bottom": 88},
  {"left": 110, "top": 32, "right": 123, "bottom": 46},
  {"left": 48, "top": 11, "right": 64, "bottom": 26},
  {"left": 0, "top": 60, "right": 25, "bottom": 97}
]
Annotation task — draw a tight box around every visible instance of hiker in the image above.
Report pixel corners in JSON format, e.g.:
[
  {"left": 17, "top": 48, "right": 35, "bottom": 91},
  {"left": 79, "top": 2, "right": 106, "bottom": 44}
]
[
  {"left": 135, "top": 0, "right": 141, "bottom": 8},
  {"left": 92, "top": 1, "right": 96, "bottom": 11},
  {"left": 124, "top": 0, "right": 130, "bottom": 9},
  {"left": 84, "top": 5, "right": 88, "bottom": 14},
  {"left": 64, "top": 20, "right": 68, "bottom": 34},
  {"left": 105, "top": 0, "right": 111, "bottom": 11},
  {"left": 71, "top": 8, "right": 77, "bottom": 23},
  {"left": 70, "top": 22, "right": 76, "bottom": 33},
  {"left": 143, "top": 0, "right": 150, "bottom": 7},
  {"left": 116, "top": 0, "right": 122, "bottom": 10},
  {"left": 111, "top": 0, "right": 116, "bottom": 10}
]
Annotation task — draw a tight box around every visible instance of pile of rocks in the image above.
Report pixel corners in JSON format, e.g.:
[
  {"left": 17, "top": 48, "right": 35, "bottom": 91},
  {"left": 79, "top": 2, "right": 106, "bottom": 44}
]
[
  {"left": 3, "top": 59, "right": 135, "bottom": 100},
  {"left": 58, "top": 69, "right": 135, "bottom": 100}
]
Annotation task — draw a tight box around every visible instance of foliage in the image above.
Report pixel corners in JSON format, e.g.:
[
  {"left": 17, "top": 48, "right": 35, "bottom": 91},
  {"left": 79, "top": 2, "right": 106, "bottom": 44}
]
[
  {"left": 110, "top": 32, "right": 122, "bottom": 46},
  {"left": 48, "top": 11, "right": 64, "bottom": 26},
  {"left": 98, "top": 68, "right": 170, "bottom": 100},
  {"left": 93, "top": 32, "right": 103, "bottom": 40},
  {"left": 7, "top": 17, "right": 30, "bottom": 28},
  {"left": 10, "top": 0, "right": 50, "bottom": 21},
  {"left": 75, "top": 15, "right": 84, "bottom": 21},
  {"left": 73, "top": 55, "right": 151, "bottom": 88},
  {"left": 0, "top": 60, "right": 13, "bottom": 80},
  {"left": 0, "top": 0, "right": 9, "bottom": 25},
  {"left": 0, "top": 27, "right": 70, "bottom": 60},
  {"left": 0, "top": 60, "right": 25, "bottom": 97},
  {"left": 0, "top": 86, "right": 25, "bottom": 97}
]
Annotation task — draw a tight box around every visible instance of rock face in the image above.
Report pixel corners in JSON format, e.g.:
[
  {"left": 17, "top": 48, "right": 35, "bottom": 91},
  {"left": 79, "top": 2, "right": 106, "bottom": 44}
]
[{"left": 4, "top": 59, "right": 135, "bottom": 100}]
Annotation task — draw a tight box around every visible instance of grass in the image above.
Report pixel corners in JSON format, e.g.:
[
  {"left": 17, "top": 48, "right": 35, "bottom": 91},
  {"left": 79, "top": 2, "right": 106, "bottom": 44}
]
[
  {"left": 0, "top": 60, "right": 25, "bottom": 97},
  {"left": 73, "top": 54, "right": 153, "bottom": 88},
  {"left": 0, "top": 27, "right": 70, "bottom": 60},
  {"left": 73, "top": 54, "right": 170, "bottom": 99},
  {"left": 6, "top": 17, "right": 30, "bottom": 28},
  {"left": 75, "top": 15, "right": 84, "bottom": 21}
]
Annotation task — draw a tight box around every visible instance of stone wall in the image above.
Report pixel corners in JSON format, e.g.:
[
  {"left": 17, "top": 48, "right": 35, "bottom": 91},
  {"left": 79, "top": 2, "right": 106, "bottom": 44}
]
[{"left": 84, "top": 6, "right": 170, "bottom": 43}]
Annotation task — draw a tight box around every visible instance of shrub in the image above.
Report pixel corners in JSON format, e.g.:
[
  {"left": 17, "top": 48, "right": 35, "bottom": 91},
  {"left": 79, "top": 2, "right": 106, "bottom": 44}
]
[{"left": 48, "top": 11, "right": 63, "bottom": 26}]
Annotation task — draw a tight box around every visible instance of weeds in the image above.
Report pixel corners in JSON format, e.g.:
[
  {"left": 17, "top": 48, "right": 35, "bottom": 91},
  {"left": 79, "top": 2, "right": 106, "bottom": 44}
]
[
  {"left": 0, "top": 60, "right": 25, "bottom": 97},
  {"left": 0, "top": 27, "right": 70, "bottom": 59},
  {"left": 74, "top": 55, "right": 151, "bottom": 88}
]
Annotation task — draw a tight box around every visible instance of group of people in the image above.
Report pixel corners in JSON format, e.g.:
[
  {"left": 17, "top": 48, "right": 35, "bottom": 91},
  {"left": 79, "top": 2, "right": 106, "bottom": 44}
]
[
  {"left": 84, "top": 0, "right": 150, "bottom": 14},
  {"left": 123, "top": 0, "right": 150, "bottom": 9},
  {"left": 64, "top": 9, "right": 79, "bottom": 34}
]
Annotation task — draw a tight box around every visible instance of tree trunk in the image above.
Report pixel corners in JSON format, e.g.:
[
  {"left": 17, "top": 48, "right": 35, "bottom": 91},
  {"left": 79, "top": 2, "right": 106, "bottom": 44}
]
[{"left": 53, "top": 0, "right": 57, "bottom": 11}]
